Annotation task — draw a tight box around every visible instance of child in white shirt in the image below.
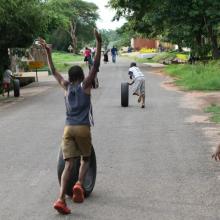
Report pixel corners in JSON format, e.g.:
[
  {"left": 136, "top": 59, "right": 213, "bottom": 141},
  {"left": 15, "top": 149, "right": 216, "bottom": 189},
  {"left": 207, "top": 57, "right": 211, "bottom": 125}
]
[{"left": 128, "top": 62, "right": 145, "bottom": 108}]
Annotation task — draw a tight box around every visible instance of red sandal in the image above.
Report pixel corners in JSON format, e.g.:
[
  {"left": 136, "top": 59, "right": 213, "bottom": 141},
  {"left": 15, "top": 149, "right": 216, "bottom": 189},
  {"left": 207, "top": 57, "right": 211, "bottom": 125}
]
[
  {"left": 53, "top": 199, "right": 71, "bottom": 215},
  {"left": 72, "top": 182, "right": 84, "bottom": 203}
]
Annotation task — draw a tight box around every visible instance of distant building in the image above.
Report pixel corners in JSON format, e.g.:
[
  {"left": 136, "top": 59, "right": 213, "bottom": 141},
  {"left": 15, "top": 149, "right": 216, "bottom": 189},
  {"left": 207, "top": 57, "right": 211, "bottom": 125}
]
[
  {"left": 131, "top": 38, "right": 159, "bottom": 50},
  {"left": 131, "top": 38, "right": 178, "bottom": 51}
]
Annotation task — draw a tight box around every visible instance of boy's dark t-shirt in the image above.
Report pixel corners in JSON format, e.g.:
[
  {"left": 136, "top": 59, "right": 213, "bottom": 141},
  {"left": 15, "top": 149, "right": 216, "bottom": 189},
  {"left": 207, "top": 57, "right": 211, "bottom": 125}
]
[{"left": 65, "top": 83, "right": 93, "bottom": 126}]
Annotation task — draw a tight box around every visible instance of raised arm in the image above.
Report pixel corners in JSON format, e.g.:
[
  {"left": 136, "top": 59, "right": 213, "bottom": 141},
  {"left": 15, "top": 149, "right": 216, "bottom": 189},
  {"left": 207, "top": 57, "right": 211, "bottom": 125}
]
[
  {"left": 39, "top": 38, "right": 68, "bottom": 90},
  {"left": 83, "top": 29, "right": 102, "bottom": 90}
]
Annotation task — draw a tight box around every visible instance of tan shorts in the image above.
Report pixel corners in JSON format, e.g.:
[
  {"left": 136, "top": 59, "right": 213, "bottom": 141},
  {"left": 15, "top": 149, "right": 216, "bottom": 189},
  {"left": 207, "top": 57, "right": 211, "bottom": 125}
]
[{"left": 61, "top": 125, "right": 92, "bottom": 160}]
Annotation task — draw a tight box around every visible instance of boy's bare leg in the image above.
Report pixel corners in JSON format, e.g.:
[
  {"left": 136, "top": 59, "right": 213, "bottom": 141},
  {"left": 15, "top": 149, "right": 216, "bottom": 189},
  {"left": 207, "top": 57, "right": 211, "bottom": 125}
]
[
  {"left": 59, "top": 158, "right": 74, "bottom": 201},
  {"left": 53, "top": 158, "right": 73, "bottom": 214},
  {"left": 138, "top": 95, "right": 142, "bottom": 103},
  {"left": 78, "top": 157, "right": 90, "bottom": 185},
  {"left": 72, "top": 157, "right": 89, "bottom": 203}
]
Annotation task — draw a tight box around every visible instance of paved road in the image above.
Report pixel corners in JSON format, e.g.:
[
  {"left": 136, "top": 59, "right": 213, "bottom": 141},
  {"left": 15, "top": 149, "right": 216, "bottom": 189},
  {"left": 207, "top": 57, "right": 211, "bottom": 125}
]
[{"left": 0, "top": 58, "right": 220, "bottom": 220}]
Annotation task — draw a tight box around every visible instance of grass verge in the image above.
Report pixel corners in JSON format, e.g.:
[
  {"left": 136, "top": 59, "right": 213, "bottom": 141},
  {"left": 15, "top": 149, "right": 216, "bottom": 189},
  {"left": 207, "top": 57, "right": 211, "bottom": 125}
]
[
  {"left": 122, "top": 54, "right": 156, "bottom": 63},
  {"left": 165, "top": 61, "right": 220, "bottom": 90},
  {"left": 204, "top": 104, "right": 220, "bottom": 123},
  {"left": 134, "top": 57, "right": 155, "bottom": 63},
  {"left": 52, "top": 51, "right": 84, "bottom": 72}
]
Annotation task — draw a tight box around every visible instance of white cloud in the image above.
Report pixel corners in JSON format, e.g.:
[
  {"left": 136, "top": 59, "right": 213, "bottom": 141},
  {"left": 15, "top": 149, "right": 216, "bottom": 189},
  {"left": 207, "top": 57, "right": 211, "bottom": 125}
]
[{"left": 84, "top": 0, "right": 126, "bottom": 30}]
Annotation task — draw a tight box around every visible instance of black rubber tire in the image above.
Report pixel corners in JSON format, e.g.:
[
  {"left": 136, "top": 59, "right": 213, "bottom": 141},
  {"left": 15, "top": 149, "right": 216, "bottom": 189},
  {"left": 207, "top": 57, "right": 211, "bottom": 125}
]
[
  {"left": 121, "top": 82, "right": 129, "bottom": 107},
  {"left": 57, "top": 146, "right": 97, "bottom": 198},
  {"left": 13, "top": 79, "right": 20, "bottom": 97}
]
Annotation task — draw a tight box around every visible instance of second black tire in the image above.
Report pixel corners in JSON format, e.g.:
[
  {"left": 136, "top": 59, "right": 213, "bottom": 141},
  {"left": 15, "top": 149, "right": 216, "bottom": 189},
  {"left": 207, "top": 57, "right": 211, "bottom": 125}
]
[
  {"left": 13, "top": 79, "right": 20, "bottom": 97},
  {"left": 57, "top": 146, "right": 97, "bottom": 197},
  {"left": 121, "top": 82, "right": 129, "bottom": 107}
]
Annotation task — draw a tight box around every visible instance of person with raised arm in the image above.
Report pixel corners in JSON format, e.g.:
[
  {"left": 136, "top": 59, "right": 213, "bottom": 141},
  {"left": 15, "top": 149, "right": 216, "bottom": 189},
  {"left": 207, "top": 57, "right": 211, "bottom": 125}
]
[{"left": 39, "top": 29, "right": 102, "bottom": 215}]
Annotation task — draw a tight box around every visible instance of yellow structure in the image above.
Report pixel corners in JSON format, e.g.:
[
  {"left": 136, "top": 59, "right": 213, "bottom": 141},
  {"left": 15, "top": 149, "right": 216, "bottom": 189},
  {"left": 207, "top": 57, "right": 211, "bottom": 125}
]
[{"left": 28, "top": 61, "right": 44, "bottom": 69}]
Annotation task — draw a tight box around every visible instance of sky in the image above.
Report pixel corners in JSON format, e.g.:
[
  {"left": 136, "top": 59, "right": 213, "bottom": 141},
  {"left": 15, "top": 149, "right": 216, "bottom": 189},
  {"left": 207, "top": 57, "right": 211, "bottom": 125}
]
[{"left": 84, "top": 0, "right": 126, "bottom": 30}]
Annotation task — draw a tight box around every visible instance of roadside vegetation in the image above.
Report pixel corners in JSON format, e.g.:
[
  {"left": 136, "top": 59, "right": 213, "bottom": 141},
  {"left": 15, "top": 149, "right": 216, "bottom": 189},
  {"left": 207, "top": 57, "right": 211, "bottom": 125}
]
[
  {"left": 165, "top": 62, "right": 220, "bottom": 91},
  {"left": 37, "top": 51, "right": 84, "bottom": 73},
  {"left": 131, "top": 56, "right": 155, "bottom": 63},
  {"left": 152, "top": 52, "right": 188, "bottom": 63},
  {"left": 124, "top": 51, "right": 189, "bottom": 64},
  {"left": 52, "top": 51, "right": 83, "bottom": 72},
  {"left": 204, "top": 104, "right": 220, "bottom": 123}
]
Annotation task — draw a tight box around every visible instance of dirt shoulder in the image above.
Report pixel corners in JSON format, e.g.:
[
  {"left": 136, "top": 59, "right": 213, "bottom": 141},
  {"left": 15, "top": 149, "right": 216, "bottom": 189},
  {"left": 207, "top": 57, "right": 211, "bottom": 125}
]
[
  {"left": 157, "top": 68, "right": 220, "bottom": 112},
  {"left": 150, "top": 66, "right": 220, "bottom": 149}
]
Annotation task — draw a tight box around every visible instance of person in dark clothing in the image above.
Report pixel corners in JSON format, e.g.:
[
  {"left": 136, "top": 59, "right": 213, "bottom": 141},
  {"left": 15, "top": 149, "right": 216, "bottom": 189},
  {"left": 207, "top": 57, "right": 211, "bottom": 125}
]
[
  {"left": 84, "top": 47, "right": 91, "bottom": 63},
  {"left": 111, "top": 46, "right": 118, "bottom": 63},
  {"left": 103, "top": 50, "right": 109, "bottom": 63}
]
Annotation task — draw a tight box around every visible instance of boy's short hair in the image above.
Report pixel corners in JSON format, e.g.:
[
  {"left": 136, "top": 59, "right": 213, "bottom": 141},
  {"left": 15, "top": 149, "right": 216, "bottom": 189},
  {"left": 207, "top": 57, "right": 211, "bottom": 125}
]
[
  {"left": 68, "top": 65, "right": 84, "bottom": 83},
  {"left": 130, "top": 62, "right": 136, "bottom": 67}
]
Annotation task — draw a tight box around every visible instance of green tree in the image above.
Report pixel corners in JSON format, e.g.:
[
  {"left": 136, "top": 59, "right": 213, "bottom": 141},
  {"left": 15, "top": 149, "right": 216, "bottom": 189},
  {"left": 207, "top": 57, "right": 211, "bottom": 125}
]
[
  {"left": 99, "top": 30, "right": 111, "bottom": 49},
  {"left": 49, "top": 28, "right": 71, "bottom": 51},
  {"left": 47, "top": 0, "right": 99, "bottom": 53},
  {"left": 108, "top": 0, "right": 220, "bottom": 59},
  {"left": 0, "top": 0, "right": 48, "bottom": 73},
  {"left": 97, "top": 28, "right": 133, "bottom": 50},
  {"left": 116, "top": 24, "right": 135, "bottom": 48}
]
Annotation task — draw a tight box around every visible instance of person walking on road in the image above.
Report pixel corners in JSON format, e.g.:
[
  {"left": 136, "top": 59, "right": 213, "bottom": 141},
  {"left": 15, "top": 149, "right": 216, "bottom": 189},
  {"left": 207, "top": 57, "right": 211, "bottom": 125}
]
[
  {"left": 2, "top": 65, "right": 13, "bottom": 97},
  {"left": 103, "top": 49, "right": 109, "bottom": 63},
  {"left": 128, "top": 62, "right": 145, "bottom": 108},
  {"left": 84, "top": 47, "right": 93, "bottom": 70},
  {"left": 83, "top": 47, "right": 91, "bottom": 63},
  {"left": 111, "top": 46, "right": 117, "bottom": 63},
  {"left": 39, "top": 29, "right": 102, "bottom": 215}
]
